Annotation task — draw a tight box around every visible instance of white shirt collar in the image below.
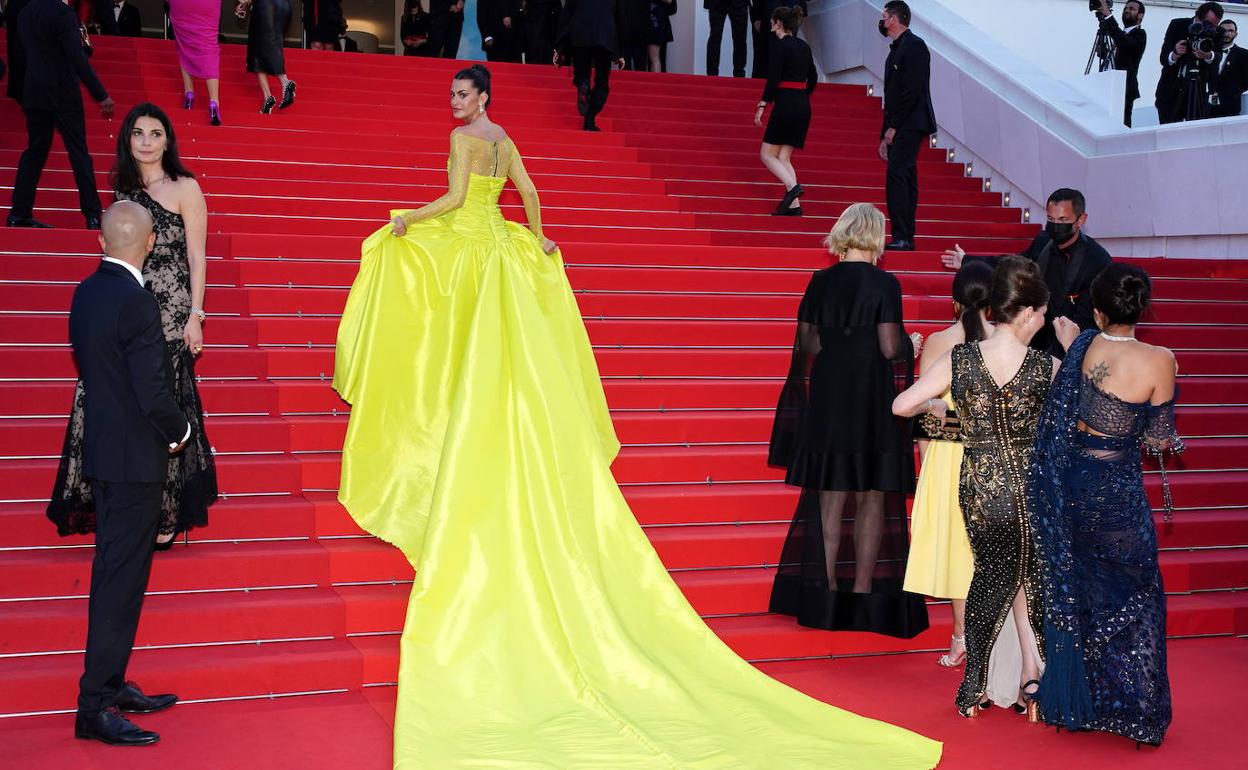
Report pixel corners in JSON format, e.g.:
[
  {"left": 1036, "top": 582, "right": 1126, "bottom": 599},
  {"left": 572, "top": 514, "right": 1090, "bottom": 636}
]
[
  {"left": 1124, "top": 23, "right": 1140, "bottom": 33},
  {"left": 103, "top": 257, "right": 144, "bottom": 286}
]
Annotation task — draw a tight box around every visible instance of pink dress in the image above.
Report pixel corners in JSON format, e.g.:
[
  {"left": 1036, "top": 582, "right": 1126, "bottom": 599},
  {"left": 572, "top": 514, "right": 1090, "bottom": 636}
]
[{"left": 170, "top": 0, "right": 222, "bottom": 80}]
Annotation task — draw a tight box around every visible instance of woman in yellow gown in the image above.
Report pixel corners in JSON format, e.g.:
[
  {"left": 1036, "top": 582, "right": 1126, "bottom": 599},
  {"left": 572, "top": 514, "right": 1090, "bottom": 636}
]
[
  {"left": 333, "top": 64, "right": 942, "bottom": 769},
  {"left": 903, "top": 262, "right": 992, "bottom": 669}
]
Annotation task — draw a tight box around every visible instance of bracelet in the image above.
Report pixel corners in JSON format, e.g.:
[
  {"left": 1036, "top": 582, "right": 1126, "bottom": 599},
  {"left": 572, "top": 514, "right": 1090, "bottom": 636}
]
[{"left": 190, "top": 306, "right": 206, "bottom": 320}]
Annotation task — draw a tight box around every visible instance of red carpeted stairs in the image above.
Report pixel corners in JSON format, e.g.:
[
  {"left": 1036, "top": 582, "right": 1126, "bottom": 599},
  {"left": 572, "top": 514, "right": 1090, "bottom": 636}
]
[{"left": 2, "top": 37, "right": 1247, "bottom": 722}]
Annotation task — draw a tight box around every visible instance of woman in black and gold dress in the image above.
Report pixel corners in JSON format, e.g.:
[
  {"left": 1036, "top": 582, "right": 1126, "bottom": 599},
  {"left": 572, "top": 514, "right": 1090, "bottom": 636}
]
[
  {"left": 768, "top": 203, "right": 929, "bottom": 639},
  {"left": 48, "top": 103, "right": 218, "bottom": 548},
  {"left": 895, "top": 256, "right": 1059, "bottom": 718},
  {"left": 754, "top": 5, "right": 816, "bottom": 216}
]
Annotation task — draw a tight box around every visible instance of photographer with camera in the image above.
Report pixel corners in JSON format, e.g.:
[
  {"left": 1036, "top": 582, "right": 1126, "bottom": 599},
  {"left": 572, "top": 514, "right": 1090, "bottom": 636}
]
[
  {"left": 1155, "top": 1, "right": 1225, "bottom": 124},
  {"left": 1213, "top": 19, "right": 1248, "bottom": 117},
  {"left": 1091, "top": 1, "right": 1147, "bottom": 127}
]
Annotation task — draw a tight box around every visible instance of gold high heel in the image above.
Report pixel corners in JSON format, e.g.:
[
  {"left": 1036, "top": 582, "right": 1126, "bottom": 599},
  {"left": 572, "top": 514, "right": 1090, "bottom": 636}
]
[{"left": 1012, "top": 679, "right": 1041, "bottom": 723}]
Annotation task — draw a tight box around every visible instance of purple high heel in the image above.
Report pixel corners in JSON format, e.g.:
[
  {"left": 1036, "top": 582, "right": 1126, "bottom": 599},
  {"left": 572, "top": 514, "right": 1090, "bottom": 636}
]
[
  {"left": 183, "top": 91, "right": 195, "bottom": 110},
  {"left": 209, "top": 100, "right": 221, "bottom": 126}
]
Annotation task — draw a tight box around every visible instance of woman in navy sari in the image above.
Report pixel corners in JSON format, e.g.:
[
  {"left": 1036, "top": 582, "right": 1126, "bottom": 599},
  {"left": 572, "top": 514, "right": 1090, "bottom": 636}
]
[{"left": 1031, "top": 264, "right": 1182, "bottom": 746}]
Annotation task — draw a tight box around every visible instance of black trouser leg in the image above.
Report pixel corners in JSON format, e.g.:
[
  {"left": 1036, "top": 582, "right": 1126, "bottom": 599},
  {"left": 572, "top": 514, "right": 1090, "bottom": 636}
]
[
  {"left": 443, "top": 16, "right": 463, "bottom": 58},
  {"left": 429, "top": 12, "right": 448, "bottom": 58},
  {"left": 78, "top": 480, "right": 162, "bottom": 714},
  {"left": 589, "top": 48, "right": 611, "bottom": 116},
  {"left": 55, "top": 110, "right": 102, "bottom": 219},
  {"left": 706, "top": 11, "right": 727, "bottom": 76},
  {"left": 729, "top": 8, "right": 748, "bottom": 77},
  {"left": 886, "top": 129, "right": 922, "bottom": 243},
  {"left": 10, "top": 108, "right": 57, "bottom": 220},
  {"left": 1124, "top": 97, "right": 1133, "bottom": 128},
  {"left": 751, "top": 26, "right": 767, "bottom": 78}
]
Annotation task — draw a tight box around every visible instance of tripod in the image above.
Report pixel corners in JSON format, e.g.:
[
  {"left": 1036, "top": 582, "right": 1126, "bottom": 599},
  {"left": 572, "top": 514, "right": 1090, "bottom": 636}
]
[
  {"left": 1182, "top": 59, "right": 1211, "bottom": 122},
  {"left": 1085, "top": 26, "right": 1118, "bottom": 75}
]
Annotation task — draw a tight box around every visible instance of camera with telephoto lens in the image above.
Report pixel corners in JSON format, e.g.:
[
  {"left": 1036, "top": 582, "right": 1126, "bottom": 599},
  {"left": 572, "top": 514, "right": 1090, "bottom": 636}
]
[
  {"left": 1187, "top": 20, "right": 1225, "bottom": 54},
  {"left": 1089, "top": 0, "right": 1112, "bottom": 12}
]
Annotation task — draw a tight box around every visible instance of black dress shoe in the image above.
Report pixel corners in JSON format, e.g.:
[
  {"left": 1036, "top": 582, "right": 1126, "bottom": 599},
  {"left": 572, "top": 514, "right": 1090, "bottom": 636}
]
[
  {"left": 6, "top": 215, "right": 51, "bottom": 228},
  {"left": 884, "top": 239, "right": 915, "bottom": 251},
  {"left": 582, "top": 117, "right": 601, "bottom": 132},
  {"left": 84, "top": 216, "right": 101, "bottom": 230},
  {"left": 115, "top": 681, "right": 178, "bottom": 714},
  {"left": 75, "top": 707, "right": 160, "bottom": 746}
]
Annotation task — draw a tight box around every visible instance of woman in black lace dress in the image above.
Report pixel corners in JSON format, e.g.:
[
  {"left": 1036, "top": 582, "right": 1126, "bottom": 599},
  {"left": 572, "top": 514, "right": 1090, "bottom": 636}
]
[
  {"left": 48, "top": 103, "right": 218, "bottom": 548},
  {"left": 768, "top": 203, "right": 929, "bottom": 639},
  {"left": 895, "top": 256, "right": 1060, "bottom": 719},
  {"left": 1031, "top": 264, "right": 1180, "bottom": 745}
]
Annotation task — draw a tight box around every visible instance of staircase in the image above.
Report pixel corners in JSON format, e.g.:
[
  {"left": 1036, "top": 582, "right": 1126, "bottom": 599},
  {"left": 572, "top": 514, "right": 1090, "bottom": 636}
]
[{"left": 1, "top": 37, "right": 1246, "bottom": 718}]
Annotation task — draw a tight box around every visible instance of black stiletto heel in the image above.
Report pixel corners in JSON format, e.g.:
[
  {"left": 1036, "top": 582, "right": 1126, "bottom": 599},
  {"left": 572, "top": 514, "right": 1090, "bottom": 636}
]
[
  {"left": 260, "top": 95, "right": 277, "bottom": 114},
  {"left": 278, "top": 80, "right": 297, "bottom": 109},
  {"left": 774, "top": 183, "right": 804, "bottom": 214}
]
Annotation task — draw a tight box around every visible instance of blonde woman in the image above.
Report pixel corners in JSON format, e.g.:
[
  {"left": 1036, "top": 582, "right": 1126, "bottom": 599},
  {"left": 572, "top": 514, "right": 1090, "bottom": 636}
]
[{"left": 769, "top": 203, "right": 930, "bottom": 638}]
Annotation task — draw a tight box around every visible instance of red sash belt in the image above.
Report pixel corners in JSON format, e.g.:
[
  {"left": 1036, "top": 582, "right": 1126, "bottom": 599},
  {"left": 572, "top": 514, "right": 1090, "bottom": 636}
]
[{"left": 777, "top": 81, "right": 808, "bottom": 90}]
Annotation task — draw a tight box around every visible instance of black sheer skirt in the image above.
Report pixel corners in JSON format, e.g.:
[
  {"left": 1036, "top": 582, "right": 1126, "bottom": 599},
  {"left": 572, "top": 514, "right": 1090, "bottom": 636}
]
[{"left": 46, "top": 346, "right": 218, "bottom": 538}]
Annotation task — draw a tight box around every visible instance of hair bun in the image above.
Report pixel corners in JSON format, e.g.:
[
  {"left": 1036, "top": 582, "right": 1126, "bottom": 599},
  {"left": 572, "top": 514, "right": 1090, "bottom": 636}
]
[
  {"left": 989, "top": 255, "right": 1049, "bottom": 323},
  {"left": 1091, "top": 263, "right": 1151, "bottom": 326}
]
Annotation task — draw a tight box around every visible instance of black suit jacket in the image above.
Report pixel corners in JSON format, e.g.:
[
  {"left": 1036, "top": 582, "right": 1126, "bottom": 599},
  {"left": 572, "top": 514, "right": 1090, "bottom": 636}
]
[
  {"left": 1154, "top": 16, "right": 1220, "bottom": 112},
  {"left": 881, "top": 29, "right": 936, "bottom": 139},
  {"left": 478, "top": 0, "right": 520, "bottom": 42},
  {"left": 1101, "top": 16, "right": 1146, "bottom": 101},
  {"left": 117, "top": 3, "right": 143, "bottom": 37},
  {"left": 1214, "top": 45, "right": 1248, "bottom": 117},
  {"left": 969, "top": 232, "right": 1112, "bottom": 358},
  {"left": 557, "top": 0, "right": 625, "bottom": 55},
  {"left": 12, "top": 0, "right": 109, "bottom": 111},
  {"left": 4, "top": 0, "right": 34, "bottom": 103},
  {"left": 70, "top": 261, "right": 189, "bottom": 484}
]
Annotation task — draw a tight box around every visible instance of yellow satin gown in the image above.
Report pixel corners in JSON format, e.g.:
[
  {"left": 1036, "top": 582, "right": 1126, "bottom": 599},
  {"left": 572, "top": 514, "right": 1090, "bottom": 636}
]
[
  {"left": 334, "top": 131, "right": 943, "bottom": 769},
  {"left": 904, "top": 391, "right": 974, "bottom": 600}
]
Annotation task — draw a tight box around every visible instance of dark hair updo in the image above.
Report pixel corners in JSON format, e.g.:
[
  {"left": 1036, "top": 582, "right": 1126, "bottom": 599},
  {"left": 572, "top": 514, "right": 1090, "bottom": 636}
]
[
  {"left": 990, "top": 255, "right": 1050, "bottom": 324},
  {"left": 454, "top": 63, "right": 492, "bottom": 107},
  {"left": 1091, "top": 263, "right": 1151, "bottom": 326},
  {"left": 771, "top": 5, "right": 805, "bottom": 32},
  {"left": 111, "top": 102, "right": 196, "bottom": 196},
  {"left": 952, "top": 260, "right": 994, "bottom": 342}
]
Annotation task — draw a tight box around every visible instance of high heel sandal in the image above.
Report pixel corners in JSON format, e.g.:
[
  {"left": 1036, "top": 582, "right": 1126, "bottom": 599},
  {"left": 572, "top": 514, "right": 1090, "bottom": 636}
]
[
  {"left": 957, "top": 699, "right": 992, "bottom": 719},
  {"left": 208, "top": 101, "right": 221, "bottom": 126},
  {"left": 771, "top": 206, "right": 802, "bottom": 217},
  {"left": 938, "top": 634, "right": 966, "bottom": 667},
  {"left": 260, "top": 95, "right": 277, "bottom": 114},
  {"left": 278, "top": 80, "right": 297, "bottom": 110},
  {"left": 1011, "top": 679, "right": 1041, "bottom": 723},
  {"left": 183, "top": 91, "right": 195, "bottom": 110}
]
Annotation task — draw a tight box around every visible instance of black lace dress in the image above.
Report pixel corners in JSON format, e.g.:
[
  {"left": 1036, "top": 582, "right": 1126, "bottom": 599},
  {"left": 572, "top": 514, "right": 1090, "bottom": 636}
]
[
  {"left": 951, "top": 341, "right": 1051, "bottom": 711},
  {"left": 1031, "top": 331, "right": 1179, "bottom": 745},
  {"left": 767, "top": 262, "right": 929, "bottom": 639},
  {"left": 47, "top": 189, "right": 218, "bottom": 538}
]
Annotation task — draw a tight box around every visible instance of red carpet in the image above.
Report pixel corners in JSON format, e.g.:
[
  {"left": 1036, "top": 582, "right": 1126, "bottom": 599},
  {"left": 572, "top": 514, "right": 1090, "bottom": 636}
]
[{"left": 1, "top": 36, "right": 1246, "bottom": 766}]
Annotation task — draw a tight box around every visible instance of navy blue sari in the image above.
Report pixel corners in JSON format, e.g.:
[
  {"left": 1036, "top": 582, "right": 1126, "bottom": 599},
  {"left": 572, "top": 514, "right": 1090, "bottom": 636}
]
[{"left": 1030, "top": 330, "right": 1182, "bottom": 745}]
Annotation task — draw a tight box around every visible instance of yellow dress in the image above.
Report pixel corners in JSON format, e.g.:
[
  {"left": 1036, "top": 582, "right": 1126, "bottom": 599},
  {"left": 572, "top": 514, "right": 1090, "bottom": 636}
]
[
  {"left": 903, "top": 391, "right": 973, "bottom": 600},
  {"left": 334, "top": 131, "right": 943, "bottom": 769}
]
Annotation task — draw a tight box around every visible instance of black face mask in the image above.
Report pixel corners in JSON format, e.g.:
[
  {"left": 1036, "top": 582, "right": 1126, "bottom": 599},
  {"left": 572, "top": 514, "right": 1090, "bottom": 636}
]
[
  {"left": 879, "top": 20, "right": 889, "bottom": 36},
  {"left": 1046, "top": 221, "right": 1078, "bottom": 244}
]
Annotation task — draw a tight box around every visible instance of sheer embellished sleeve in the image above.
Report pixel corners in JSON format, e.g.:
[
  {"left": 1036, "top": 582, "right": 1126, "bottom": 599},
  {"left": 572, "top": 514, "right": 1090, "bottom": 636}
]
[
  {"left": 506, "top": 147, "right": 544, "bottom": 239},
  {"left": 400, "top": 132, "right": 472, "bottom": 226},
  {"left": 1144, "top": 395, "right": 1184, "bottom": 521}
]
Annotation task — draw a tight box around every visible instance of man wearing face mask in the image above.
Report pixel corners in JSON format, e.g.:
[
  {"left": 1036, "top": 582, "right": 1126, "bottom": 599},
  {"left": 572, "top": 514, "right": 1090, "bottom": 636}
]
[
  {"left": 939, "top": 188, "right": 1111, "bottom": 358},
  {"left": 1095, "top": 0, "right": 1147, "bottom": 127},
  {"left": 1212, "top": 19, "right": 1248, "bottom": 117},
  {"left": 878, "top": 1, "right": 936, "bottom": 252}
]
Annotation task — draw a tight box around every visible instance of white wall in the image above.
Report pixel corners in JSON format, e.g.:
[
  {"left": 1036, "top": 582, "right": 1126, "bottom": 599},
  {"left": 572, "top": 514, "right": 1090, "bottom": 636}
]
[{"left": 807, "top": 0, "right": 1248, "bottom": 258}]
